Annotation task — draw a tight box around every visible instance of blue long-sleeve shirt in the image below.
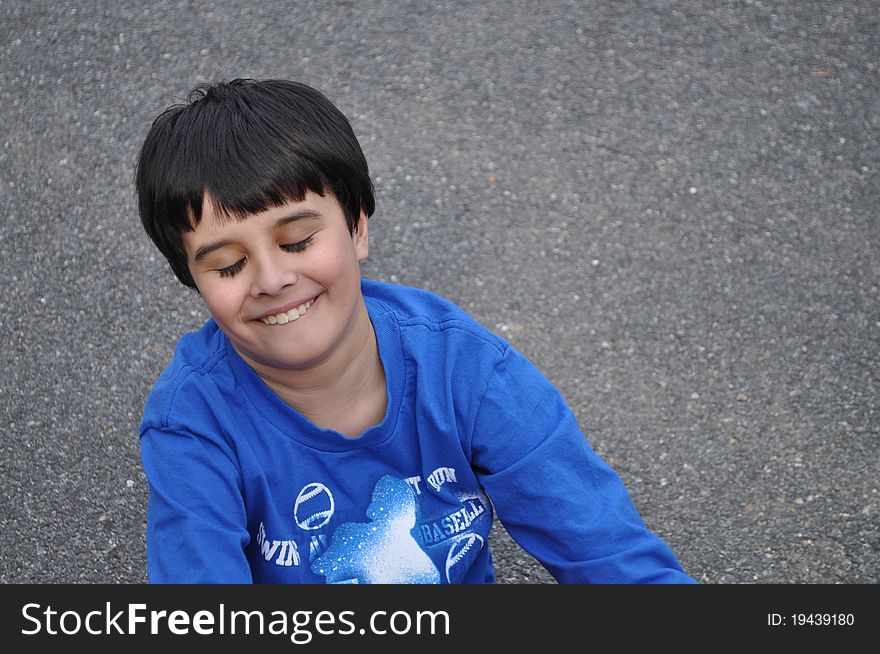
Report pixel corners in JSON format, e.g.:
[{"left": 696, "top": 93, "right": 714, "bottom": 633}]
[{"left": 140, "top": 279, "right": 695, "bottom": 583}]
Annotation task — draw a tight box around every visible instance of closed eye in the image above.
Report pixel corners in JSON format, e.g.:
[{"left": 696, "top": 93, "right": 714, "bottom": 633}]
[
  {"left": 214, "top": 234, "right": 313, "bottom": 278},
  {"left": 218, "top": 258, "right": 245, "bottom": 278},
  {"left": 281, "top": 235, "right": 314, "bottom": 253}
]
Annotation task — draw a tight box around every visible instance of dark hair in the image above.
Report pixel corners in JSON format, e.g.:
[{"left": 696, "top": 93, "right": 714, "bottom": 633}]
[{"left": 135, "top": 78, "right": 375, "bottom": 288}]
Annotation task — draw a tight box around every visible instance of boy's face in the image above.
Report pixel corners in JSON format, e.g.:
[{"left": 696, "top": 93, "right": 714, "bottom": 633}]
[{"left": 182, "top": 190, "right": 370, "bottom": 375}]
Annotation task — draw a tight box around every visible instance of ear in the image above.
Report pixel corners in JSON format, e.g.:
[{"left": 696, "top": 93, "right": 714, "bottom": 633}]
[{"left": 354, "top": 209, "right": 369, "bottom": 263}]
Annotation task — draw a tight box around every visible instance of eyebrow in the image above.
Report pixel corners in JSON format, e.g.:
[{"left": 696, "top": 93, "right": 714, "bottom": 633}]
[{"left": 192, "top": 209, "right": 322, "bottom": 264}]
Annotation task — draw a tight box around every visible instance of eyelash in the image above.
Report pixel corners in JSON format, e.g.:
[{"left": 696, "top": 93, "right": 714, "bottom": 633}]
[
  {"left": 281, "top": 235, "right": 314, "bottom": 254},
  {"left": 217, "top": 235, "right": 315, "bottom": 278},
  {"left": 218, "top": 259, "right": 245, "bottom": 278}
]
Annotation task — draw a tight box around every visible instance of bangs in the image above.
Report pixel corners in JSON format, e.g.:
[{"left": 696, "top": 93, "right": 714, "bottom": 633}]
[
  {"left": 189, "top": 162, "right": 329, "bottom": 228},
  {"left": 156, "top": 94, "right": 330, "bottom": 230}
]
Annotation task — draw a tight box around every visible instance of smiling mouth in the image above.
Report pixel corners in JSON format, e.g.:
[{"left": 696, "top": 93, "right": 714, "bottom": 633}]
[{"left": 260, "top": 297, "right": 318, "bottom": 325}]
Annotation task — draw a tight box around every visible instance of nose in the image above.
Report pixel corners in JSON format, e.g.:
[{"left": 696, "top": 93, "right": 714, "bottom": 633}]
[{"left": 249, "top": 249, "right": 298, "bottom": 297}]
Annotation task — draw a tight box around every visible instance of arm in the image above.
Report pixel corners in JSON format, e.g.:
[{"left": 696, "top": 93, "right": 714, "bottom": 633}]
[
  {"left": 470, "top": 346, "right": 695, "bottom": 584},
  {"left": 141, "top": 425, "right": 253, "bottom": 583}
]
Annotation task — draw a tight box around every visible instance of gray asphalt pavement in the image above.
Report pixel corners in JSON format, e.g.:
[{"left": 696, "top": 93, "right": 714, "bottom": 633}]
[{"left": 0, "top": 0, "right": 877, "bottom": 584}]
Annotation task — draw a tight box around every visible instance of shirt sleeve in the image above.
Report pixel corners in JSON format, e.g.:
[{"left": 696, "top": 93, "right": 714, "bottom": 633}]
[
  {"left": 141, "top": 425, "right": 253, "bottom": 583},
  {"left": 469, "top": 345, "right": 696, "bottom": 583}
]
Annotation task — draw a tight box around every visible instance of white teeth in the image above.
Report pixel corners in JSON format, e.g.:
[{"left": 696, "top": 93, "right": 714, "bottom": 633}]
[{"left": 261, "top": 298, "right": 315, "bottom": 325}]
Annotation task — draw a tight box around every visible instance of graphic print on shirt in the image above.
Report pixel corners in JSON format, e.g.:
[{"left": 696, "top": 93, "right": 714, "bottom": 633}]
[
  {"left": 293, "top": 482, "right": 335, "bottom": 530},
  {"left": 255, "top": 467, "right": 492, "bottom": 582},
  {"left": 311, "top": 475, "right": 440, "bottom": 584},
  {"left": 445, "top": 532, "right": 486, "bottom": 583},
  {"left": 255, "top": 521, "right": 302, "bottom": 567},
  {"left": 292, "top": 482, "right": 335, "bottom": 561}
]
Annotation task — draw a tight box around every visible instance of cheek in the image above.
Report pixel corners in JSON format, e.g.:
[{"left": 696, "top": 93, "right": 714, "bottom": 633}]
[
  {"left": 198, "top": 279, "right": 245, "bottom": 319},
  {"left": 312, "top": 245, "right": 359, "bottom": 284}
]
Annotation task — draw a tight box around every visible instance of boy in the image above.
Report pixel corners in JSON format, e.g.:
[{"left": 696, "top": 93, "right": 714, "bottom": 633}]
[{"left": 136, "top": 78, "right": 695, "bottom": 584}]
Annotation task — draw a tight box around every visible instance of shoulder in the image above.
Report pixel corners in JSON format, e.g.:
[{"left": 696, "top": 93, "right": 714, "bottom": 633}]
[
  {"left": 362, "top": 278, "right": 507, "bottom": 356},
  {"left": 140, "top": 319, "right": 233, "bottom": 432}
]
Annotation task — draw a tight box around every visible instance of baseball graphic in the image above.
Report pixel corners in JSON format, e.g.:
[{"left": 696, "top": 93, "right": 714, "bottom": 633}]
[
  {"left": 445, "top": 532, "right": 485, "bottom": 583},
  {"left": 294, "top": 482, "right": 335, "bottom": 531}
]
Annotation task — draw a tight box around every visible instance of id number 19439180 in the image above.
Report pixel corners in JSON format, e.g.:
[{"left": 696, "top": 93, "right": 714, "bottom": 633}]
[{"left": 768, "top": 613, "right": 855, "bottom": 627}]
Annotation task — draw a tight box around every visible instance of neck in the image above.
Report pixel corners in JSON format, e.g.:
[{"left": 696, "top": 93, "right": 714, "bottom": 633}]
[{"left": 253, "top": 301, "right": 387, "bottom": 437}]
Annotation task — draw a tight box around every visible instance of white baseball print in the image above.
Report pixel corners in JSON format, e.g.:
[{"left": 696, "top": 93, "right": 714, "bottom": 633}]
[
  {"left": 445, "top": 532, "right": 485, "bottom": 583},
  {"left": 294, "top": 482, "right": 335, "bottom": 530}
]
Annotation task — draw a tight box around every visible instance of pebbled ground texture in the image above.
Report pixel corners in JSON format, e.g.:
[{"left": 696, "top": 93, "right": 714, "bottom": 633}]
[{"left": 0, "top": 0, "right": 876, "bottom": 584}]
